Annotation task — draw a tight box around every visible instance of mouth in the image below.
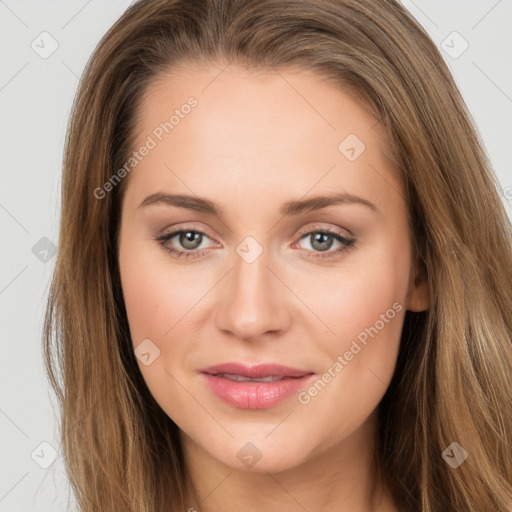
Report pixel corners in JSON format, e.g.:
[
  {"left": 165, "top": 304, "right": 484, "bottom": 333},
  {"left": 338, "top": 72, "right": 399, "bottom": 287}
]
[
  {"left": 209, "top": 373, "right": 297, "bottom": 382},
  {"left": 199, "top": 362, "right": 312, "bottom": 379},
  {"left": 199, "top": 362, "right": 315, "bottom": 409}
]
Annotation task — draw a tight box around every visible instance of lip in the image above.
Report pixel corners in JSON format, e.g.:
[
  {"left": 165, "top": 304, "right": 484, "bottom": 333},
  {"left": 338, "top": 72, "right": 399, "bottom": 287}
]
[
  {"left": 199, "top": 362, "right": 312, "bottom": 379},
  {"left": 199, "top": 362, "right": 315, "bottom": 409}
]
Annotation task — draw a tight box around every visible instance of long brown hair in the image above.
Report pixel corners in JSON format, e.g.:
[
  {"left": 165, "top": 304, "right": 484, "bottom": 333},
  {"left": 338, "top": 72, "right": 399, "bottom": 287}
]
[{"left": 43, "top": 1, "right": 512, "bottom": 510}]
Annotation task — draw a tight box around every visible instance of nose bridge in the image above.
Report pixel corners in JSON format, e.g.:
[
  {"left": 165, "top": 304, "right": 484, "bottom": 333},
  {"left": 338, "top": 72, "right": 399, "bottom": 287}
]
[{"left": 214, "top": 237, "right": 290, "bottom": 339}]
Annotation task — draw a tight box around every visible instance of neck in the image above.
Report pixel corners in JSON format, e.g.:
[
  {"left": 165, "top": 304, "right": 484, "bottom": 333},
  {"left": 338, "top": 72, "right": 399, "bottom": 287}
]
[{"left": 179, "top": 411, "right": 398, "bottom": 512}]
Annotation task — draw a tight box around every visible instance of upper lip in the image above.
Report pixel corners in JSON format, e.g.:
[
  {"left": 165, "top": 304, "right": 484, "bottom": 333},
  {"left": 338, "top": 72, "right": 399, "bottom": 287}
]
[{"left": 199, "top": 362, "right": 313, "bottom": 378}]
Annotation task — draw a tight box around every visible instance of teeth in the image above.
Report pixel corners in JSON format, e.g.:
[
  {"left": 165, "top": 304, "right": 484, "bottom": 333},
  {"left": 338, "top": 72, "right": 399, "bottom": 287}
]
[{"left": 218, "top": 373, "right": 288, "bottom": 382}]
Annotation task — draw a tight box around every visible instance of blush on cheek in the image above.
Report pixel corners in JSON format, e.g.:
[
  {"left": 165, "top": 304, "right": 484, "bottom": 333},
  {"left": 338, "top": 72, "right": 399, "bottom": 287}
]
[
  {"left": 324, "top": 281, "right": 405, "bottom": 378},
  {"left": 317, "top": 267, "right": 403, "bottom": 342},
  {"left": 120, "top": 252, "right": 207, "bottom": 354},
  {"left": 119, "top": 251, "right": 165, "bottom": 346}
]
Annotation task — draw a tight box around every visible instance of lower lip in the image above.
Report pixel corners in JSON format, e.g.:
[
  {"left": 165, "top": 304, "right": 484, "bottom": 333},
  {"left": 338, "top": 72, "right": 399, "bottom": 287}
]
[{"left": 201, "top": 373, "right": 314, "bottom": 409}]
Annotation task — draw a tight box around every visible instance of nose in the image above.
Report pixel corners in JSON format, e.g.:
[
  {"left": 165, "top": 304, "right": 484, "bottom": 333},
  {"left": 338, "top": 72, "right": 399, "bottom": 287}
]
[{"left": 214, "top": 246, "right": 292, "bottom": 341}]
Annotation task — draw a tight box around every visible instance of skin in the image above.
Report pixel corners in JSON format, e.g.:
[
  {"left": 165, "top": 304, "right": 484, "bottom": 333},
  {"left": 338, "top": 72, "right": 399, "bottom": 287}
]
[{"left": 118, "top": 62, "right": 430, "bottom": 512}]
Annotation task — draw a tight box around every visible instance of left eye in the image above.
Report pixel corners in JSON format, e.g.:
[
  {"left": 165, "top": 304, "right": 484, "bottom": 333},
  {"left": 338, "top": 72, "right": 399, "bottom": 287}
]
[
  {"left": 297, "top": 231, "right": 351, "bottom": 253},
  {"left": 292, "top": 228, "right": 356, "bottom": 260},
  {"left": 170, "top": 230, "right": 207, "bottom": 251}
]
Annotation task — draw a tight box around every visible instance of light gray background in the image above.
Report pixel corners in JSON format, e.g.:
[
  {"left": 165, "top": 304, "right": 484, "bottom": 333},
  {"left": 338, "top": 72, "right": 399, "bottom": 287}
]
[{"left": 0, "top": 1, "right": 511, "bottom": 511}]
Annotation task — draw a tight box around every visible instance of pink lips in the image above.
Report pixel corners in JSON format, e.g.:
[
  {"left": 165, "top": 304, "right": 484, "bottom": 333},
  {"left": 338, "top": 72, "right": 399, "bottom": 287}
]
[{"left": 199, "top": 362, "right": 315, "bottom": 409}]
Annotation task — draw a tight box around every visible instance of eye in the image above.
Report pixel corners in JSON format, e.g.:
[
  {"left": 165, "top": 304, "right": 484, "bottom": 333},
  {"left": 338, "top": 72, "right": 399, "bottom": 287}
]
[
  {"left": 154, "top": 223, "right": 356, "bottom": 261},
  {"left": 293, "top": 225, "right": 356, "bottom": 260},
  {"left": 155, "top": 224, "right": 217, "bottom": 260}
]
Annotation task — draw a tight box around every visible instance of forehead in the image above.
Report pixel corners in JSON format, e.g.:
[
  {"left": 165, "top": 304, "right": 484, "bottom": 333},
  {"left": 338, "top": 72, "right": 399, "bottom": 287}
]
[
  {"left": 136, "top": 62, "right": 383, "bottom": 144},
  {"left": 123, "top": 63, "right": 403, "bottom": 218}
]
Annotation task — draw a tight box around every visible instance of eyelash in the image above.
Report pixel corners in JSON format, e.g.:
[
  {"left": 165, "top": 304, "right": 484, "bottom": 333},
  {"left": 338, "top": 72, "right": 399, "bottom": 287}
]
[{"left": 154, "top": 223, "right": 356, "bottom": 261}]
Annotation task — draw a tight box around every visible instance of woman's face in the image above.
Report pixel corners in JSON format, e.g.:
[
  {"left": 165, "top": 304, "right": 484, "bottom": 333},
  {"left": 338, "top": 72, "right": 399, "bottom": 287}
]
[{"left": 118, "top": 63, "right": 429, "bottom": 473}]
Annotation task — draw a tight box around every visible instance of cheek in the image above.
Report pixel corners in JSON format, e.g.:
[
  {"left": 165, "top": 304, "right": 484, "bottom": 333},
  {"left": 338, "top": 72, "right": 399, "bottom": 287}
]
[
  {"left": 289, "top": 252, "right": 408, "bottom": 444},
  {"left": 297, "top": 241, "right": 410, "bottom": 392},
  {"left": 119, "top": 238, "right": 205, "bottom": 345},
  {"left": 300, "top": 243, "right": 409, "bottom": 340},
  {"left": 118, "top": 239, "right": 207, "bottom": 423}
]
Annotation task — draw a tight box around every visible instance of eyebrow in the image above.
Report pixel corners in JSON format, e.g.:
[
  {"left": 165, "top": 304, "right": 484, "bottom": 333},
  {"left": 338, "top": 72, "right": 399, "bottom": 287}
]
[{"left": 138, "top": 191, "right": 378, "bottom": 216}]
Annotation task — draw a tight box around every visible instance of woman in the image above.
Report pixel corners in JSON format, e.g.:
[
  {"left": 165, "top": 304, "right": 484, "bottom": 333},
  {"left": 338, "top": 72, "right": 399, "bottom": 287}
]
[{"left": 43, "top": 0, "right": 512, "bottom": 511}]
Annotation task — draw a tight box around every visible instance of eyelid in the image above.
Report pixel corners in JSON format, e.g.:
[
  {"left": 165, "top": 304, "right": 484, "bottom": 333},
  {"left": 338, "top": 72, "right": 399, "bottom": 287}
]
[
  {"left": 158, "top": 223, "right": 218, "bottom": 242},
  {"left": 295, "top": 222, "right": 354, "bottom": 239}
]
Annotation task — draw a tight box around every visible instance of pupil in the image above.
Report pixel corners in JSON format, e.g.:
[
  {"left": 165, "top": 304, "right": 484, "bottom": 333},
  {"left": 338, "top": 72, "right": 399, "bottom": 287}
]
[
  {"left": 180, "top": 231, "right": 201, "bottom": 249},
  {"left": 312, "top": 233, "right": 333, "bottom": 252}
]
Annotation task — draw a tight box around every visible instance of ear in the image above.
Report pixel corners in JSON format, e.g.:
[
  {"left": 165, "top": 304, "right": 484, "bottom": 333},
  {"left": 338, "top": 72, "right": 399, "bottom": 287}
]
[{"left": 406, "top": 256, "right": 430, "bottom": 312}]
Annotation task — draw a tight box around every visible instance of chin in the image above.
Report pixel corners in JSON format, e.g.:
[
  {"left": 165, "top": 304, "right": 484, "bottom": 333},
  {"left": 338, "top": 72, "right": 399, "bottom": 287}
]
[{"left": 209, "top": 432, "right": 315, "bottom": 473}]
